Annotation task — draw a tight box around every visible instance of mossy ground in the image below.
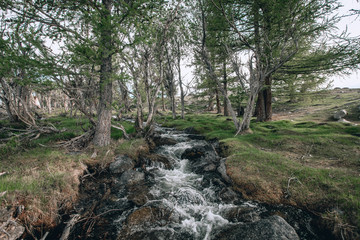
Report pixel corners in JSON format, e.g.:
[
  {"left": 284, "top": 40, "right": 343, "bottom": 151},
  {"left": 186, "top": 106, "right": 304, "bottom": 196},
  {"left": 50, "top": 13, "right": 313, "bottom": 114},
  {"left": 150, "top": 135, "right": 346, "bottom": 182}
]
[
  {"left": 158, "top": 90, "right": 360, "bottom": 236},
  {"left": 0, "top": 115, "right": 136, "bottom": 236}
]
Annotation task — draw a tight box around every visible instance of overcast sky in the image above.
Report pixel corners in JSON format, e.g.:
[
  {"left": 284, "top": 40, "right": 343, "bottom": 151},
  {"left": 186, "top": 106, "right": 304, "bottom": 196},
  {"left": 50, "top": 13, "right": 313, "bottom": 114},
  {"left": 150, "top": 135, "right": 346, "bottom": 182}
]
[{"left": 332, "top": 0, "right": 360, "bottom": 88}]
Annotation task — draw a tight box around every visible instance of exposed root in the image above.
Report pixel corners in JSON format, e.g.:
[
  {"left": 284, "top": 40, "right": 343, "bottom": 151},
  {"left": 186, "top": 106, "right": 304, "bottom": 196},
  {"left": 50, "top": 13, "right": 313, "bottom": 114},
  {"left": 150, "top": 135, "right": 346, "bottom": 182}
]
[{"left": 59, "top": 214, "right": 81, "bottom": 240}]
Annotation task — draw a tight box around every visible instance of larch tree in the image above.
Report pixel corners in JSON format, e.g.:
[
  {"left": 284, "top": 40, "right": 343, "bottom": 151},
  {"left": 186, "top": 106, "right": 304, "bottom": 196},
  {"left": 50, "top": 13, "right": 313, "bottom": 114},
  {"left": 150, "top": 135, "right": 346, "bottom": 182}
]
[
  {"left": 3, "top": 0, "right": 160, "bottom": 146},
  {"left": 211, "top": 0, "right": 344, "bottom": 133}
]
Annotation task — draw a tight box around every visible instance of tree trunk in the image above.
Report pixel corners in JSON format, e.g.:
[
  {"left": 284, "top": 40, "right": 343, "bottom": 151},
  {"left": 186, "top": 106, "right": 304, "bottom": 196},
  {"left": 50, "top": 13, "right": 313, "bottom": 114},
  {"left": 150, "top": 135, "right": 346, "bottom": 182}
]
[
  {"left": 1, "top": 92, "right": 16, "bottom": 122},
  {"left": 0, "top": 79, "right": 16, "bottom": 121},
  {"left": 255, "top": 75, "right": 272, "bottom": 122},
  {"left": 46, "top": 95, "right": 52, "bottom": 114},
  {"left": 144, "top": 49, "right": 151, "bottom": 111},
  {"left": 215, "top": 89, "right": 221, "bottom": 113},
  {"left": 161, "top": 84, "right": 166, "bottom": 111},
  {"left": 237, "top": 84, "right": 260, "bottom": 134},
  {"left": 171, "top": 92, "right": 176, "bottom": 119},
  {"left": 177, "top": 42, "right": 185, "bottom": 119},
  {"left": 223, "top": 60, "right": 229, "bottom": 116},
  {"left": 208, "top": 92, "right": 214, "bottom": 111},
  {"left": 145, "top": 57, "right": 163, "bottom": 128},
  {"left": 93, "top": 0, "right": 113, "bottom": 147}
]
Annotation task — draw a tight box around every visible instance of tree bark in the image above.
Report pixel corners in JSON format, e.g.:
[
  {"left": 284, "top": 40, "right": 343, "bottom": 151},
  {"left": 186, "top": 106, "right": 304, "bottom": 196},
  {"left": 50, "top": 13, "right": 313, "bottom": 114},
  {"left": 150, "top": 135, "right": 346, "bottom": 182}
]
[
  {"left": 255, "top": 75, "right": 272, "bottom": 122},
  {"left": 93, "top": 0, "right": 113, "bottom": 147},
  {"left": 215, "top": 88, "right": 221, "bottom": 113},
  {"left": 223, "top": 61, "right": 229, "bottom": 116},
  {"left": 144, "top": 49, "right": 151, "bottom": 111},
  {"left": 176, "top": 41, "right": 185, "bottom": 119},
  {"left": 237, "top": 83, "right": 260, "bottom": 134}
]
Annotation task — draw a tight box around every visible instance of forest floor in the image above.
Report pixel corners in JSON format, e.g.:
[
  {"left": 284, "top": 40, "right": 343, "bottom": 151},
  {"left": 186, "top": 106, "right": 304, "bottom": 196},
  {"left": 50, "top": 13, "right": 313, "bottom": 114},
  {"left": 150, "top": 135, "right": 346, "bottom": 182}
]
[
  {"left": 0, "top": 88, "right": 359, "bottom": 239},
  {"left": 0, "top": 116, "right": 136, "bottom": 238}
]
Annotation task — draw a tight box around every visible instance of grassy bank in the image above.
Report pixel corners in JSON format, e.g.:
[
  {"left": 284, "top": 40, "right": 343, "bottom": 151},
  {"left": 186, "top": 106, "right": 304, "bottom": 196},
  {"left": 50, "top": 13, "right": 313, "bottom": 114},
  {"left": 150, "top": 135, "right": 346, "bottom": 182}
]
[
  {"left": 158, "top": 113, "right": 360, "bottom": 236},
  {"left": 0, "top": 116, "right": 135, "bottom": 236}
]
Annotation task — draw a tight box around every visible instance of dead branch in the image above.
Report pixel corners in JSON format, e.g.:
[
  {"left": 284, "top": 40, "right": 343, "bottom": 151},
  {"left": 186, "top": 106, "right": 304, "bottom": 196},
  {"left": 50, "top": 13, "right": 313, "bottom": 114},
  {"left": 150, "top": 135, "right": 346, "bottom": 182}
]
[
  {"left": 111, "top": 124, "right": 129, "bottom": 139},
  {"left": 40, "top": 231, "right": 49, "bottom": 240},
  {"left": 285, "top": 176, "right": 302, "bottom": 199},
  {"left": 57, "top": 129, "right": 95, "bottom": 151},
  {"left": 0, "top": 125, "right": 63, "bottom": 144},
  {"left": 59, "top": 214, "right": 81, "bottom": 240}
]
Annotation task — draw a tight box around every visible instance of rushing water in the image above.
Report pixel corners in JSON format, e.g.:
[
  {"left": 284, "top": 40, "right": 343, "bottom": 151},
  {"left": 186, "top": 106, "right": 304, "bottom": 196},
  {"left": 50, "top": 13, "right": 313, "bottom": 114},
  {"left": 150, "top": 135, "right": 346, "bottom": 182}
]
[{"left": 106, "top": 126, "right": 327, "bottom": 240}]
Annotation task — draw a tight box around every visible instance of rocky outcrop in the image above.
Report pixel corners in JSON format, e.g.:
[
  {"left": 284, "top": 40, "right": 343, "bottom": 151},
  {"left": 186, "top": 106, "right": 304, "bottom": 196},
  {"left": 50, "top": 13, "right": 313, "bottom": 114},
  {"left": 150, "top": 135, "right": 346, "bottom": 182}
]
[{"left": 213, "top": 215, "right": 299, "bottom": 240}]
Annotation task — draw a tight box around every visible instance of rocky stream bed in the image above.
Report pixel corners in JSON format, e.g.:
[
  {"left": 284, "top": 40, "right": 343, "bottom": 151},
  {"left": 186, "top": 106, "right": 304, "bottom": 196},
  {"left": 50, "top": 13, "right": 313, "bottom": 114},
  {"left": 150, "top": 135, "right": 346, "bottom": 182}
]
[{"left": 49, "top": 126, "right": 334, "bottom": 240}]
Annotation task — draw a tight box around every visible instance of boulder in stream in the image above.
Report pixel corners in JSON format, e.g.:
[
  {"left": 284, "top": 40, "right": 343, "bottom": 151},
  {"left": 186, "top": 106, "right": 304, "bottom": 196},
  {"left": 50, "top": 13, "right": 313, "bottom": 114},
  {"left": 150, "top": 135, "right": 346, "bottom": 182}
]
[
  {"left": 119, "top": 169, "right": 145, "bottom": 186},
  {"left": 140, "top": 153, "right": 174, "bottom": 170},
  {"left": 184, "top": 127, "right": 200, "bottom": 134},
  {"left": 181, "top": 144, "right": 213, "bottom": 160},
  {"left": 213, "top": 215, "right": 299, "bottom": 240},
  {"left": 152, "top": 134, "right": 178, "bottom": 146},
  {"left": 110, "top": 155, "right": 135, "bottom": 174},
  {"left": 221, "top": 206, "right": 261, "bottom": 223}
]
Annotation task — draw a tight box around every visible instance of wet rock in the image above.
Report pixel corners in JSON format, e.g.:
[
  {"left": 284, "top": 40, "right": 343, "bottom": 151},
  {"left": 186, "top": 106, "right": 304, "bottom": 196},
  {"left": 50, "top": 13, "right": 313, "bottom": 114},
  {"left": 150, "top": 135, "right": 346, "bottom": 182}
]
[
  {"left": 126, "top": 207, "right": 172, "bottom": 226},
  {"left": 204, "top": 163, "right": 217, "bottom": 171},
  {"left": 219, "top": 187, "right": 239, "bottom": 203},
  {"left": 119, "top": 169, "right": 145, "bottom": 186},
  {"left": 110, "top": 155, "right": 135, "bottom": 174},
  {"left": 187, "top": 134, "right": 206, "bottom": 140},
  {"left": 333, "top": 109, "right": 347, "bottom": 120},
  {"left": 213, "top": 215, "right": 299, "bottom": 240},
  {"left": 118, "top": 202, "right": 180, "bottom": 239},
  {"left": 127, "top": 185, "right": 150, "bottom": 206},
  {"left": 181, "top": 144, "right": 213, "bottom": 160},
  {"left": 217, "top": 158, "right": 232, "bottom": 184},
  {"left": 118, "top": 229, "right": 178, "bottom": 240},
  {"left": 140, "top": 153, "right": 174, "bottom": 170},
  {"left": 221, "top": 206, "right": 260, "bottom": 223},
  {"left": 152, "top": 134, "right": 178, "bottom": 146},
  {"left": 184, "top": 127, "right": 199, "bottom": 134}
]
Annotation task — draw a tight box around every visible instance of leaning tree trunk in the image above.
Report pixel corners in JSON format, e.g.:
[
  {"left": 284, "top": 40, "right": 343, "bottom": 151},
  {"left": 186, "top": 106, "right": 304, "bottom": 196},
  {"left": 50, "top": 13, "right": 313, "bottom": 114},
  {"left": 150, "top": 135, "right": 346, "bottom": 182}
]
[{"left": 93, "top": 0, "right": 113, "bottom": 147}]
